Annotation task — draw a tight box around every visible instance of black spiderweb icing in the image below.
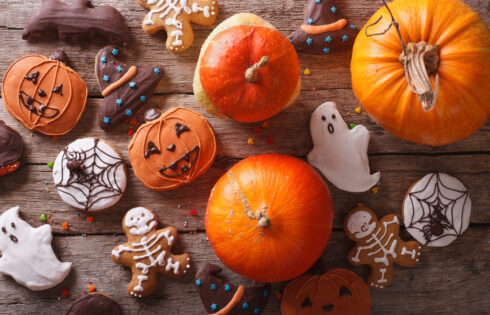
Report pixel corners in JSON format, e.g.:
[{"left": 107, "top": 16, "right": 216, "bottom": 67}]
[
  {"left": 56, "top": 138, "right": 124, "bottom": 210},
  {"left": 405, "top": 173, "right": 470, "bottom": 245}
]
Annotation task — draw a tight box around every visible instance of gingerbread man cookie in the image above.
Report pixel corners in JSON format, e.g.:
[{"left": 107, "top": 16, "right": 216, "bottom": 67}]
[
  {"left": 137, "top": 0, "right": 218, "bottom": 53},
  {"left": 111, "top": 207, "right": 191, "bottom": 297},
  {"left": 344, "top": 206, "right": 421, "bottom": 288}
]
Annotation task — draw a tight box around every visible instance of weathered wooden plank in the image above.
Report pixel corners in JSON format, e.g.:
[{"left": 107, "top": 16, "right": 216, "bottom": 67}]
[
  {"left": 0, "top": 228, "right": 487, "bottom": 314},
  {"left": 1, "top": 152, "right": 489, "bottom": 235},
  {"left": 0, "top": 0, "right": 489, "bottom": 95}
]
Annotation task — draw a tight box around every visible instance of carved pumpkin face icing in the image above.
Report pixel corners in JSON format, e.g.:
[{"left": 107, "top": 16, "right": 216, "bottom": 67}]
[
  {"left": 1, "top": 50, "right": 87, "bottom": 135},
  {"left": 129, "top": 107, "right": 217, "bottom": 191}
]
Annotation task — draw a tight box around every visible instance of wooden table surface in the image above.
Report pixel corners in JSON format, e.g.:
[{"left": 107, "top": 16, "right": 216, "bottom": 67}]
[{"left": 1, "top": 0, "right": 489, "bottom": 314}]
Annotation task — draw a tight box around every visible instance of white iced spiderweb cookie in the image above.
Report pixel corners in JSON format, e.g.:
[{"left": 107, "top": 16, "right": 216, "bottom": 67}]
[
  {"left": 53, "top": 137, "right": 127, "bottom": 212},
  {"left": 402, "top": 172, "right": 471, "bottom": 247},
  {"left": 0, "top": 206, "right": 72, "bottom": 290},
  {"left": 307, "top": 102, "right": 380, "bottom": 192}
]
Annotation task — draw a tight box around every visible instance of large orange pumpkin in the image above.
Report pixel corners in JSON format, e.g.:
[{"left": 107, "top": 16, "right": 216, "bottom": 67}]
[
  {"left": 351, "top": 0, "right": 490, "bottom": 146},
  {"left": 205, "top": 154, "right": 333, "bottom": 283},
  {"left": 194, "top": 14, "right": 301, "bottom": 123}
]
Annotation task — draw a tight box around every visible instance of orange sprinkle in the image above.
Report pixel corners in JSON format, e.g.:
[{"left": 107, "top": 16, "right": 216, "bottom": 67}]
[
  {"left": 86, "top": 216, "right": 94, "bottom": 223},
  {"left": 52, "top": 136, "right": 59, "bottom": 141},
  {"left": 371, "top": 186, "right": 379, "bottom": 194},
  {"left": 88, "top": 285, "right": 96, "bottom": 292},
  {"left": 261, "top": 121, "right": 268, "bottom": 128},
  {"left": 128, "top": 128, "right": 135, "bottom": 136},
  {"left": 62, "top": 222, "right": 69, "bottom": 230},
  {"left": 253, "top": 127, "right": 261, "bottom": 133},
  {"left": 129, "top": 118, "right": 137, "bottom": 125}
]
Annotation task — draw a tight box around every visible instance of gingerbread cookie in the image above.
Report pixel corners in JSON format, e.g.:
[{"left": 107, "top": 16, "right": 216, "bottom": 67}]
[
  {"left": 0, "top": 206, "right": 72, "bottom": 291},
  {"left": 403, "top": 172, "right": 471, "bottom": 247},
  {"left": 22, "top": 0, "right": 131, "bottom": 46},
  {"left": 289, "top": 0, "right": 358, "bottom": 55},
  {"left": 307, "top": 102, "right": 380, "bottom": 192},
  {"left": 2, "top": 50, "right": 87, "bottom": 135},
  {"left": 95, "top": 46, "right": 164, "bottom": 129},
  {"left": 128, "top": 107, "right": 217, "bottom": 191},
  {"left": 111, "top": 207, "right": 191, "bottom": 297},
  {"left": 53, "top": 138, "right": 127, "bottom": 212},
  {"left": 137, "top": 0, "right": 218, "bottom": 53},
  {"left": 344, "top": 207, "right": 421, "bottom": 288},
  {"left": 281, "top": 268, "right": 371, "bottom": 315},
  {"left": 66, "top": 292, "right": 121, "bottom": 315},
  {"left": 196, "top": 264, "right": 271, "bottom": 314},
  {"left": 0, "top": 121, "right": 23, "bottom": 176}
]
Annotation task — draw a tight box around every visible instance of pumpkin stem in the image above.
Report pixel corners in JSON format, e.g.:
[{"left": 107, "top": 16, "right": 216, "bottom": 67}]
[
  {"left": 399, "top": 42, "right": 440, "bottom": 111},
  {"left": 245, "top": 56, "right": 269, "bottom": 83}
]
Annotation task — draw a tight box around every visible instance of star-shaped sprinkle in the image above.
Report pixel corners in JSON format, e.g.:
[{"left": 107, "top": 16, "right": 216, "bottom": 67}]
[
  {"left": 242, "top": 303, "right": 249, "bottom": 309},
  {"left": 195, "top": 279, "right": 202, "bottom": 286},
  {"left": 307, "top": 18, "right": 314, "bottom": 24},
  {"left": 264, "top": 290, "right": 269, "bottom": 296},
  {"left": 211, "top": 303, "right": 217, "bottom": 311},
  {"left": 210, "top": 284, "right": 217, "bottom": 291},
  {"left": 103, "top": 75, "right": 110, "bottom": 82},
  {"left": 129, "top": 81, "right": 136, "bottom": 88},
  {"left": 342, "top": 35, "right": 348, "bottom": 42},
  {"left": 306, "top": 38, "right": 313, "bottom": 45},
  {"left": 325, "top": 35, "right": 332, "bottom": 43},
  {"left": 154, "top": 68, "right": 160, "bottom": 75},
  {"left": 140, "top": 95, "right": 146, "bottom": 101},
  {"left": 331, "top": 6, "right": 337, "bottom": 13},
  {"left": 111, "top": 48, "right": 119, "bottom": 56},
  {"left": 254, "top": 308, "right": 260, "bottom": 314},
  {"left": 117, "top": 66, "right": 123, "bottom": 72},
  {"left": 323, "top": 47, "right": 330, "bottom": 54},
  {"left": 125, "top": 109, "right": 132, "bottom": 116},
  {"left": 100, "top": 57, "right": 107, "bottom": 63},
  {"left": 103, "top": 117, "right": 110, "bottom": 124},
  {"left": 224, "top": 284, "right": 231, "bottom": 291},
  {"left": 116, "top": 99, "right": 123, "bottom": 106},
  {"left": 316, "top": 0, "right": 321, "bottom": 3},
  {"left": 350, "top": 24, "right": 356, "bottom": 29}
]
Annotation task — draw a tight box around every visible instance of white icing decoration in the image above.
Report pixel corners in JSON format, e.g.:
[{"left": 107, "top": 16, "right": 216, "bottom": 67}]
[
  {"left": 134, "top": 275, "right": 148, "bottom": 292},
  {"left": 124, "top": 207, "right": 157, "bottom": 236},
  {"left": 377, "top": 268, "right": 387, "bottom": 284},
  {"left": 403, "top": 173, "right": 471, "bottom": 247},
  {"left": 170, "top": 30, "right": 184, "bottom": 46},
  {"left": 165, "top": 257, "right": 181, "bottom": 274},
  {"left": 307, "top": 102, "right": 380, "bottom": 192},
  {"left": 401, "top": 246, "right": 417, "bottom": 259},
  {"left": 346, "top": 210, "right": 376, "bottom": 239},
  {"left": 0, "top": 206, "right": 72, "bottom": 291}
]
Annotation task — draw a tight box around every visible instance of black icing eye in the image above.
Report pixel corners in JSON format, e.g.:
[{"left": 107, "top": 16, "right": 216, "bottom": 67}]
[
  {"left": 166, "top": 144, "right": 176, "bottom": 152},
  {"left": 24, "top": 71, "right": 39, "bottom": 84},
  {"left": 339, "top": 286, "right": 352, "bottom": 297},
  {"left": 52, "top": 84, "right": 63, "bottom": 95},
  {"left": 323, "top": 304, "right": 334, "bottom": 312},
  {"left": 1, "top": 227, "right": 6, "bottom": 233},
  {"left": 301, "top": 297, "right": 312, "bottom": 308},
  {"left": 321, "top": 115, "right": 326, "bottom": 121},
  {"left": 10, "top": 222, "right": 15, "bottom": 229},
  {"left": 37, "top": 89, "right": 47, "bottom": 97},
  {"left": 175, "top": 123, "right": 190, "bottom": 138},
  {"left": 144, "top": 141, "right": 161, "bottom": 158},
  {"left": 331, "top": 114, "right": 336, "bottom": 119}
]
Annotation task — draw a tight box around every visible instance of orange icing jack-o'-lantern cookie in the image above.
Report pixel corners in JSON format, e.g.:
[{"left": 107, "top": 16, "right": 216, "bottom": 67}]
[
  {"left": 2, "top": 50, "right": 87, "bottom": 135},
  {"left": 129, "top": 107, "right": 217, "bottom": 191}
]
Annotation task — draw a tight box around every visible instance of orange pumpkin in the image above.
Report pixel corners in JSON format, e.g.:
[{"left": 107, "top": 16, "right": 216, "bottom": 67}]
[
  {"left": 194, "top": 14, "right": 301, "bottom": 123},
  {"left": 351, "top": 0, "right": 490, "bottom": 146},
  {"left": 205, "top": 154, "right": 333, "bottom": 283}
]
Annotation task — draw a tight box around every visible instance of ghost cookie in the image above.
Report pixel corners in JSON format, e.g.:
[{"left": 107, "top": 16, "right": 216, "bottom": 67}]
[
  {"left": 2, "top": 50, "right": 88, "bottom": 135},
  {"left": 0, "top": 206, "right": 71, "bottom": 290},
  {"left": 53, "top": 138, "right": 127, "bottom": 212},
  {"left": 196, "top": 264, "right": 271, "bottom": 314},
  {"left": 111, "top": 207, "right": 191, "bottom": 297},
  {"left": 344, "top": 206, "right": 421, "bottom": 288},
  {"left": 289, "top": 0, "right": 358, "bottom": 55},
  {"left": 66, "top": 292, "right": 121, "bottom": 315},
  {"left": 307, "top": 102, "right": 380, "bottom": 192},
  {"left": 0, "top": 121, "right": 23, "bottom": 176},
  {"left": 137, "top": 0, "right": 218, "bottom": 53},
  {"left": 128, "top": 107, "right": 217, "bottom": 191},
  {"left": 95, "top": 46, "right": 164, "bottom": 130},
  {"left": 403, "top": 172, "right": 471, "bottom": 247}
]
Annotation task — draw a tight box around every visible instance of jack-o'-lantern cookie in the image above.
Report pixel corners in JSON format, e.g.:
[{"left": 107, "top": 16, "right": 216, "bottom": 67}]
[
  {"left": 2, "top": 50, "right": 87, "bottom": 135},
  {"left": 0, "top": 121, "right": 23, "bottom": 176},
  {"left": 111, "top": 207, "right": 191, "bottom": 297},
  {"left": 129, "top": 107, "right": 217, "bottom": 191},
  {"left": 66, "top": 292, "right": 121, "bottom": 315}
]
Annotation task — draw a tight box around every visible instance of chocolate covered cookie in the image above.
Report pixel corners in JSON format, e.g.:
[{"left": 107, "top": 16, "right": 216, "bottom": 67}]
[
  {"left": 0, "top": 121, "right": 23, "bottom": 176},
  {"left": 65, "top": 292, "right": 121, "bottom": 315}
]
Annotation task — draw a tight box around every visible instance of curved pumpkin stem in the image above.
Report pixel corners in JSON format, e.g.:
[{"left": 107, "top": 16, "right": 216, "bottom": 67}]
[{"left": 245, "top": 56, "right": 269, "bottom": 83}]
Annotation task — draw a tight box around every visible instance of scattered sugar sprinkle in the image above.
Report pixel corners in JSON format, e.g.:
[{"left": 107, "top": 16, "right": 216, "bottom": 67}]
[
  {"left": 349, "top": 123, "right": 357, "bottom": 129},
  {"left": 52, "top": 136, "right": 59, "bottom": 141},
  {"left": 253, "top": 127, "right": 261, "bottom": 133},
  {"left": 62, "top": 289, "right": 70, "bottom": 297},
  {"left": 62, "top": 222, "right": 69, "bottom": 230},
  {"left": 303, "top": 68, "right": 311, "bottom": 76},
  {"left": 267, "top": 137, "right": 274, "bottom": 145},
  {"left": 189, "top": 209, "right": 198, "bottom": 216},
  {"left": 371, "top": 186, "right": 379, "bottom": 194},
  {"left": 40, "top": 213, "right": 47, "bottom": 221},
  {"left": 261, "top": 121, "right": 268, "bottom": 128},
  {"left": 47, "top": 161, "right": 54, "bottom": 168},
  {"left": 247, "top": 138, "right": 255, "bottom": 145},
  {"left": 44, "top": 180, "right": 48, "bottom": 185},
  {"left": 357, "top": 203, "right": 364, "bottom": 207},
  {"left": 86, "top": 216, "right": 94, "bottom": 223},
  {"left": 355, "top": 107, "right": 362, "bottom": 114},
  {"left": 88, "top": 285, "right": 96, "bottom": 292}
]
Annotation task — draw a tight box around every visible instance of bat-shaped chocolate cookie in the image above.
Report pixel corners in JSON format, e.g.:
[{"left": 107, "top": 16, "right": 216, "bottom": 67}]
[
  {"left": 196, "top": 264, "right": 271, "bottom": 314},
  {"left": 22, "top": 0, "right": 131, "bottom": 47}
]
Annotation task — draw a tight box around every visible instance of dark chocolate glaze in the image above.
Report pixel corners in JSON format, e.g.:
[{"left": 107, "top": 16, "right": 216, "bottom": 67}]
[
  {"left": 196, "top": 264, "right": 271, "bottom": 315},
  {"left": 65, "top": 292, "right": 121, "bottom": 315},
  {"left": 22, "top": 0, "right": 131, "bottom": 47},
  {"left": 95, "top": 46, "right": 163, "bottom": 130},
  {"left": 289, "top": 0, "right": 358, "bottom": 55},
  {"left": 0, "top": 121, "right": 23, "bottom": 168}
]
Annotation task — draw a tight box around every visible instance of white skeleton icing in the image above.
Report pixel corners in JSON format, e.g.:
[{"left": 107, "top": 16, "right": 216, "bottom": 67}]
[
  {"left": 401, "top": 246, "right": 416, "bottom": 260},
  {"left": 125, "top": 207, "right": 158, "bottom": 236},
  {"left": 346, "top": 210, "right": 377, "bottom": 239}
]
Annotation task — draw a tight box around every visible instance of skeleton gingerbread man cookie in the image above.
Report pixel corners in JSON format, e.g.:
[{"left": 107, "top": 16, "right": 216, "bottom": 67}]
[
  {"left": 136, "top": 0, "right": 219, "bottom": 53},
  {"left": 344, "top": 206, "right": 421, "bottom": 288},
  {"left": 111, "top": 207, "right": 191, "bottom": 297}
]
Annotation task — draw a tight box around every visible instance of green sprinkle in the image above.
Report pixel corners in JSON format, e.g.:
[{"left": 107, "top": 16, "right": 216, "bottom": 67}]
[
  {"left": 40, "top": 213, "right": 47, "bottom": 221},
  {"left": 47, "top": 161, "right": 54, "bottom": 168},
  {"left": 349, "top": 123, "right": 357, "bottom": 129}
]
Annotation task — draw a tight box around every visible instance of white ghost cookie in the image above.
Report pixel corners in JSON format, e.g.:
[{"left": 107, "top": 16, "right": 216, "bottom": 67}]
[
  {"left": 307, "top": 102, "right": 380, "bottom": 192},
  {"left": 0, "top": 206, "right": 71, "bottom": 290}
]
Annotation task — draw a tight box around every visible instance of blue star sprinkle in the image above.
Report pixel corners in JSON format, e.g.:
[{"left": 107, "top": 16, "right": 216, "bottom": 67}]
[
  {"left": 316, "top": 0, "right": 321, "bottom": 3},
  {"left": 154, "top": 67, "right": 160, "bottom": 75},
  {"left": 103, "top": 117, "right": 110, "bottom": 124},
  {"left": 331, "top": 6, "right": 337, "bottom": 13},
  {"left": 116, "top": 99, "right": 123, "bottom": 106},
  {"left": 323, "top": 47, "right": 330, "bottom": 54},
  {"left": 254, "top": 308, "right": 260, "bottom": 314},
  {"left": 129, "top": 81, "right": 136, "bottom": 88},
  {"left": 140, "top": 95, "right": 146, "bottom": 101},
  {"left": 103, "top": 75, "right": 110, "bottom": 82},
  {"left": 100, "top": 57, "right": 107, "bottom": 64},
  {"left": 117, "top": 66, "right": 123, "bottom": 72},
  {"left": 242, "top": 303, "right": 249, "bottom": 309},
  {"left": 325, "top": 35, "right": 332, "bottom": 43},
  {"left": 125, "top": 109, "right": 132, "bottom": 117},
  {"left": 111, "top": 48, "right": 119, "bottom": 56},
  {"left": 211, "top": 303, "right": 217, "bottom": 311},
  {"left": 195, "top": 279, "right": 202, "bottom": 286},
  {"left": 210, "top": 284, "right": 217, "bottom": 291},
  {"left": 342, "top": 35, "right": 348, "bottom": 42},
  {"left": 224, "top": 284, "right": 231, "bottom": 291},
  {"left": 289, "top": 38, "right": 293, "bottom": 43},
  {"left": 307, "top": 18, "right": 314, "bottom": 25},
  {"left": 350, "top": 24, "right": 356, "bottom": 29},
  {"left": 306, "top": 38, "right": 313, "bottom": 45},
  {"left": 264, "top": 290, "right": 269, "bottom": 297}
]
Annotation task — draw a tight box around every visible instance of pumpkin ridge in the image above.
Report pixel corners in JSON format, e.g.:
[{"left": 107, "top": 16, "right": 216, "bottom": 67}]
[
  {"left": 435, "top": 12, "right": 483, "bottom": 47},
  {"left": 46, "top": 63, "right": 76, "bottom": 128}
]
